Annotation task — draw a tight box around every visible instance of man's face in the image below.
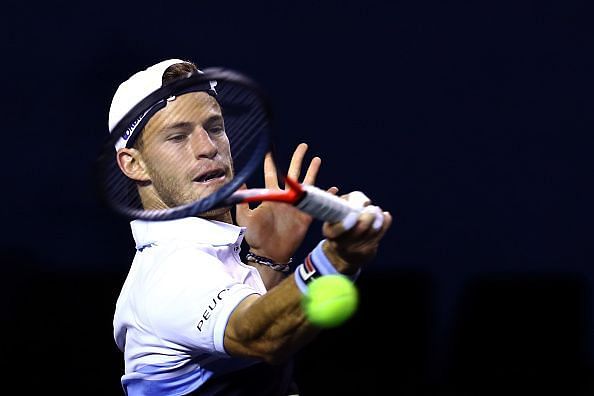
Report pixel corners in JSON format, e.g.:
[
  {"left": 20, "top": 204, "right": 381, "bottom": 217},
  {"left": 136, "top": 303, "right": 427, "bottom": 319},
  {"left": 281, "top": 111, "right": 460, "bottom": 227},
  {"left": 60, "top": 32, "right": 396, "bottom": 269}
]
[{"left": 137, "top": 92, "right": 233, "bottom": 209}]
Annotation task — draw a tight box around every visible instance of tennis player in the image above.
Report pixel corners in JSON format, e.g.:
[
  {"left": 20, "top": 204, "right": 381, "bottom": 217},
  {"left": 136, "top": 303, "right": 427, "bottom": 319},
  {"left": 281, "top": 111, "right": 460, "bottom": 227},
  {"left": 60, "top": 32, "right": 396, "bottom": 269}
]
[{"left": 110, "top": 59, "right": 392, "bottom": 395}]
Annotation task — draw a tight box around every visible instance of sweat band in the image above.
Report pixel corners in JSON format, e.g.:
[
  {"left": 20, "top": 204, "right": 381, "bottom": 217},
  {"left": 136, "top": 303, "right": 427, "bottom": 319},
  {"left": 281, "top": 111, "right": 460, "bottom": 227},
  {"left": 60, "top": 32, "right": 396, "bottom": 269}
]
[{"left": 294, "top": 240, "right": 361, "bottom": 294}]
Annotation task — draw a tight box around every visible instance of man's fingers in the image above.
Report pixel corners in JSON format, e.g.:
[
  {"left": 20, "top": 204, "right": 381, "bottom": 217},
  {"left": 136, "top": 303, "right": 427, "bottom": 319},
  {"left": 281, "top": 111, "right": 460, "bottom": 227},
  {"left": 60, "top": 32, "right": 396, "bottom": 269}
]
[
  {"left": 235, "top": 183, "right": 251, "bottom": 224},
  {"left": 330, "top": 206, "right": 390, "bottom": 238},
  {"left": 301, "top": 156, "right": 321, "bottom": 185},
  {"left": 357, "top": 210, "right": 393, "bottom": 244},
  {"left": 330, "top": 206, "right": 376, "bottom": 236},
  {"left": 375, "top": 211, "right": 393, "bottom": 240},
  {"left": 361, "top": 205, "right": 384, "bottom": 230},
  {"left": 263, "top": 152, "right": 280, "bottom": 189},
  {"left": 286, "top": 143, "right": 308, "bottom": 182},
  {"left": 353, "top": 208, "right": 378, "bottom": 233},
  {"left": 340, "top": 211, "right": 359, "bottom": 232}
]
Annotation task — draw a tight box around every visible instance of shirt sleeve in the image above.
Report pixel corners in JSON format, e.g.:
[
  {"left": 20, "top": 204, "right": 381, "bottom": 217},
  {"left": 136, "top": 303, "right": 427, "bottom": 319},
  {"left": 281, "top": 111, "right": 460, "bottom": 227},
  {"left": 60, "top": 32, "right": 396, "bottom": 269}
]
[{"left": 140, "top": 244, "right": 261, "bottom": 356}]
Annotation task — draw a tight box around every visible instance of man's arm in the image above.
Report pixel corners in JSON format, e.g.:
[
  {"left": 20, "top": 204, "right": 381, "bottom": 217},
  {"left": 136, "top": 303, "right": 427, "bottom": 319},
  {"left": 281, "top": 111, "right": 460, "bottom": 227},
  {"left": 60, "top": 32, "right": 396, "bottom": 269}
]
[
  {"left": 223, "top": 277, "right": 316, "bottom": 364},
  {"left": 224, "top": 206, "right": 392, "bottom": 364}
]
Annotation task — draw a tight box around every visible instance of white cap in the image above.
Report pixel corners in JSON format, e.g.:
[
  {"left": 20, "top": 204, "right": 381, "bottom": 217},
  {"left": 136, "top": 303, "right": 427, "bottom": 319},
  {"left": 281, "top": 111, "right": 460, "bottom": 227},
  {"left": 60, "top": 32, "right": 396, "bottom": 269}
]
[{"left": 108, "top": 58, "right": 187, "bottom": 149}]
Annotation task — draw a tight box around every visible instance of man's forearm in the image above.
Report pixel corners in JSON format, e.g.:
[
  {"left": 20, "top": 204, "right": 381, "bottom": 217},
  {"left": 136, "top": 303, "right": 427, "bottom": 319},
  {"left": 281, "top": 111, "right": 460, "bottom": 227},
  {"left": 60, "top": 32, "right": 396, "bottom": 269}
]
[{"left": 223, "top": 275, "right": 320, "bottom": 364}]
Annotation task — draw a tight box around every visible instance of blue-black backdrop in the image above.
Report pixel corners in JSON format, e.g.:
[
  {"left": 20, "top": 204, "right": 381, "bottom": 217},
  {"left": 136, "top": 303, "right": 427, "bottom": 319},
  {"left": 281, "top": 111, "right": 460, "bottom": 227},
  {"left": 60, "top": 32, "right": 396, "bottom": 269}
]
[{"left": 1, "top": 1, "right": 593, "bottom": 394}]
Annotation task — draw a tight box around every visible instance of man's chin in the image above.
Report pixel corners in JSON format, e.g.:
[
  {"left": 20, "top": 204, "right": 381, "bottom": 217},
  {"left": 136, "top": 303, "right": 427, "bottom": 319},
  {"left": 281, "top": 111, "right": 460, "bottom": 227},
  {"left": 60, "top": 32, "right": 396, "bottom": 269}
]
[{"left": 196, "top": 206, "right": 232, "bottom": 221}]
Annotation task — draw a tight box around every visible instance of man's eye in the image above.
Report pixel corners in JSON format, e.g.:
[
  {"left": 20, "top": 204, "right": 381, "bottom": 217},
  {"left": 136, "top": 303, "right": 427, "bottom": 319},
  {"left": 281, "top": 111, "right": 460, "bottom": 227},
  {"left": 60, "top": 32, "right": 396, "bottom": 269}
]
[
  {"left": 168, "top": 134, "right": 187, "bottom": 142},
  {"left": 205, "top": 122, "right": 225, "bottom": 133},
  {"left": 208, "top": 125, "right": 225, "bottom": 134}
]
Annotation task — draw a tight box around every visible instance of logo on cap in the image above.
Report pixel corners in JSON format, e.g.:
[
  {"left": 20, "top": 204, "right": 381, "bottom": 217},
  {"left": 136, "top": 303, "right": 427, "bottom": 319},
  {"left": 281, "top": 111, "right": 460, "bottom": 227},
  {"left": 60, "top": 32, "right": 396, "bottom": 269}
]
[{"left": 123, "top": 114, "right": 145, "bottom": 141}]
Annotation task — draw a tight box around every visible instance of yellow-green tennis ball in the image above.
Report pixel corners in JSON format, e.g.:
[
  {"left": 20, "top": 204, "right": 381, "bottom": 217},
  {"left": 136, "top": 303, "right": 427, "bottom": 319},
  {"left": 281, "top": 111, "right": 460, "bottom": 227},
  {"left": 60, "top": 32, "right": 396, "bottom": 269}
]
[{"left": 302, "top": 274, "right": 359, "bottom": 328}]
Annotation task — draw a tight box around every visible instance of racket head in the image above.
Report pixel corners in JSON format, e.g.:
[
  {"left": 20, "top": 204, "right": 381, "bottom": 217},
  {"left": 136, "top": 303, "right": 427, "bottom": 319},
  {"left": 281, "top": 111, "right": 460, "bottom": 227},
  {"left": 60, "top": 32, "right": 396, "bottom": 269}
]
[{"left": 96, "top": 67, "right": 274, "bottom": 221}]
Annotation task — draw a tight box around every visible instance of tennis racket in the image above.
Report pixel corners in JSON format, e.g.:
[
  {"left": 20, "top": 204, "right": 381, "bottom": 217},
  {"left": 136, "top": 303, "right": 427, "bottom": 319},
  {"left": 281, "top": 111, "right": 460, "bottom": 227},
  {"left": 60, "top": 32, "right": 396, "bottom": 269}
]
[{"left": 96, "top": 67, "right": 367, "bottom": 225}]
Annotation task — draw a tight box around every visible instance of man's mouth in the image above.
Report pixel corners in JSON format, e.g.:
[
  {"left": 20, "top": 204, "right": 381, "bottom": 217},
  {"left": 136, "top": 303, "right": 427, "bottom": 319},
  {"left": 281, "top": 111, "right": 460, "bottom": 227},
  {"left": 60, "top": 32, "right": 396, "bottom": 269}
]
[{"left": 193, "top": 168, "right": 227, "bottom": 184}]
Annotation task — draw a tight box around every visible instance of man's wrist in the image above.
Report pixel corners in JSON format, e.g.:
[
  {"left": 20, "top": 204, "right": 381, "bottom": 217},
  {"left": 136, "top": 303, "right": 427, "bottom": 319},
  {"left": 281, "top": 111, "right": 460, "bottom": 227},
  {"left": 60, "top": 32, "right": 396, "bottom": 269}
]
[
  {"left": 321, "top": 239, "right": 360, "bottom": 276},
  {"left": 245, "top": 251, "right": 293, "bottom": 273},
  {"left": 294, "top": 240, "right": 361, "bottom": 294},
  {"left": 247, "top": 249, "right": 293, "bottom": 265}
]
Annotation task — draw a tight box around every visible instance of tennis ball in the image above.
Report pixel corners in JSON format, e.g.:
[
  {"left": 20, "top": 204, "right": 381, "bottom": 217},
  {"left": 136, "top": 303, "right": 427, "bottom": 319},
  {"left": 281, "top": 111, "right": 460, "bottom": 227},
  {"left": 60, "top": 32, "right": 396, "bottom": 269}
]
[{"left": 301, "top": 274, "right": 359, "bottom": 328}]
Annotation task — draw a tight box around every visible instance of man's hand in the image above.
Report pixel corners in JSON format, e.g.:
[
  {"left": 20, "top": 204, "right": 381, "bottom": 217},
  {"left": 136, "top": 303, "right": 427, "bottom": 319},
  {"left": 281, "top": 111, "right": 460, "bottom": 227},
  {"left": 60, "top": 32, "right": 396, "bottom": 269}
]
[
  {"left": 321, "top": 192, "right": 392, "bottom": 274},
  {"left": 236, "top": 143, "right": 337, "bottom": 263}
]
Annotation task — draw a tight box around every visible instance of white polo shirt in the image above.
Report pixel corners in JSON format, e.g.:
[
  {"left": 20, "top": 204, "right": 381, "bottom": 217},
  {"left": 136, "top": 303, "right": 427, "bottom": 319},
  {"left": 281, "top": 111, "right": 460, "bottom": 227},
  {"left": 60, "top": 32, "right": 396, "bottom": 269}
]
[{"left": 113, "top": 217, "right": 267, "bottom": 395}]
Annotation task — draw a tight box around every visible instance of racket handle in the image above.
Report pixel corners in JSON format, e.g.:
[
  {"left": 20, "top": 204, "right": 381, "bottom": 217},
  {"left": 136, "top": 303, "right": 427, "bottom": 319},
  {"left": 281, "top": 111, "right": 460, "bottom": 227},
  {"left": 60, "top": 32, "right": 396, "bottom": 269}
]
[{"left": 296, "top": 185, "right": 363, "bottom": 223}]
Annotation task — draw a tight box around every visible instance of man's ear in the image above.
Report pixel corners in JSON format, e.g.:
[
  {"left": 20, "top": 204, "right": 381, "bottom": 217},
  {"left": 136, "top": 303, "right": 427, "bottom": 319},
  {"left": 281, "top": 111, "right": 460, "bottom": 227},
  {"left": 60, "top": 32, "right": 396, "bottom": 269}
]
[{"left": 116, "top": 148, "right": 150, "bottom": 182}]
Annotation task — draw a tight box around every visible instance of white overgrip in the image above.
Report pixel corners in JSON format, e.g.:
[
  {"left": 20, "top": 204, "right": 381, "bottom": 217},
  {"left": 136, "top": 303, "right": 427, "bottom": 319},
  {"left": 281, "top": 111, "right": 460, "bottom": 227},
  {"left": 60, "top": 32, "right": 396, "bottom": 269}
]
[{"left": 296, "top": 185, "right": 363, "bottom": 229}]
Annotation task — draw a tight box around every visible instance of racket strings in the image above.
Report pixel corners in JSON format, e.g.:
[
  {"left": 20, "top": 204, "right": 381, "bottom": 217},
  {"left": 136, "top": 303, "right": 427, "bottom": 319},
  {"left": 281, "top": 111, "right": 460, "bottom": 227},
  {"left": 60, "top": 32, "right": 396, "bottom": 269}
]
[
  {"left": 219, "top": 83, "right": 269, "bottom": 157},
  {"left": 227, "top": 110, "right": 269, "bottom": 159}
]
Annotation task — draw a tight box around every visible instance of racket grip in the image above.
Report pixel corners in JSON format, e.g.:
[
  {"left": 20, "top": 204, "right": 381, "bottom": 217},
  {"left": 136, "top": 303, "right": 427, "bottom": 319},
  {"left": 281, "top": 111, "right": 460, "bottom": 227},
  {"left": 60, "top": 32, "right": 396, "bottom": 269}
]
[{"left": 296, "top": 185, "right": 363, "bottom": 223}]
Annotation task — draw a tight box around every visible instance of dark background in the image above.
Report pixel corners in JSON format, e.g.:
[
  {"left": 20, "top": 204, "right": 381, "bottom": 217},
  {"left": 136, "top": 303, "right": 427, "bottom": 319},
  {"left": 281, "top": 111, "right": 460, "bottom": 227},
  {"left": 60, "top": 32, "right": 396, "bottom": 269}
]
[{"left": 2, "top": 1, "right": 593, "bottom": 394}]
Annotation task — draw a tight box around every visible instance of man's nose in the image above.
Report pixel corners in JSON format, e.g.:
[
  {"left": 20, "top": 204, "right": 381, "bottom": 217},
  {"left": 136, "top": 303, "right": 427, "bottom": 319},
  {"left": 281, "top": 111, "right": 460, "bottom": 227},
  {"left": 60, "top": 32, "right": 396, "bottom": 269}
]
[{"left": 190, "top": 128, "right": 218, "bottom": 159}]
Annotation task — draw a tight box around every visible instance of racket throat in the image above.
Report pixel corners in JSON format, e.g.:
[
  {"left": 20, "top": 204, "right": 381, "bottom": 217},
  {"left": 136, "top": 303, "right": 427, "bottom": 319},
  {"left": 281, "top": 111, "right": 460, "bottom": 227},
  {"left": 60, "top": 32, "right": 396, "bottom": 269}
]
[
  {"left": 231, "top": 177, "right": 305, "bottom": 205},
  {"left": 283, "top": 176, "right": 306, "bottom": 205}
]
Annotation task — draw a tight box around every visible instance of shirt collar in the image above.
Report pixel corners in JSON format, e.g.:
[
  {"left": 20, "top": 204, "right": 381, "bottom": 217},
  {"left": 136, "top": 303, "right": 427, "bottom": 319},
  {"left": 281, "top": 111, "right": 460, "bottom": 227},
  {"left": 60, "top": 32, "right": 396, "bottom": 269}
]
[{"left": 130, "top": 217, "right": 245, "bottom": 250}]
